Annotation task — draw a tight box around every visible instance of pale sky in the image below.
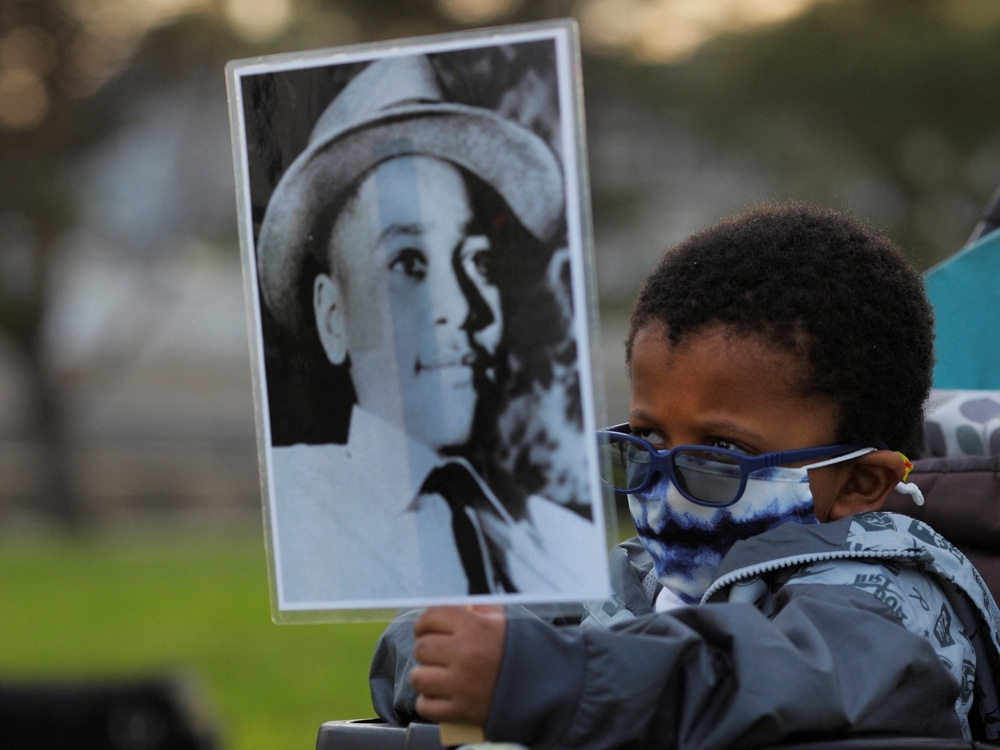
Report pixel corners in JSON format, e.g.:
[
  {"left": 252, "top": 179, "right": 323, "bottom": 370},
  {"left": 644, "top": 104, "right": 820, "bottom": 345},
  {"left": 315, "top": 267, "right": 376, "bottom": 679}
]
[
  {"left": 576, "top": 0, "right": 832, "bottom": 62},
  {"left": 68, "top": 0, "right": 835, "bottom": 59}
]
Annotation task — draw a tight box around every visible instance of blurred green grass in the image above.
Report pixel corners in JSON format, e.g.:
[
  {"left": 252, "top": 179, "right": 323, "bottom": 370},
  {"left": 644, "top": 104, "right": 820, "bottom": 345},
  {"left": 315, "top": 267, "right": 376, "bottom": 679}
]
[{"left": 0, "top": 526, "right": 388, "bottom": 750}]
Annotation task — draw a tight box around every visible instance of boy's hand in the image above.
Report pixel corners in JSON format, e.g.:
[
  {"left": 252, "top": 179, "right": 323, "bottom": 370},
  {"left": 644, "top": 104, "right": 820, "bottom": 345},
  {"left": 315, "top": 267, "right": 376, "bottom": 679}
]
[{"left": 410, "top": 605, "right": 507, "bottom": 727}]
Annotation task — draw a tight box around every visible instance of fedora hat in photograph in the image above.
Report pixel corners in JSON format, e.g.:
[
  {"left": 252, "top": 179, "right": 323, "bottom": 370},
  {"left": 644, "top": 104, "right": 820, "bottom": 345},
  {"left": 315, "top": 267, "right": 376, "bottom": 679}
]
[{"left": 256, "top": 53, "right": 567, "bottom": 332}]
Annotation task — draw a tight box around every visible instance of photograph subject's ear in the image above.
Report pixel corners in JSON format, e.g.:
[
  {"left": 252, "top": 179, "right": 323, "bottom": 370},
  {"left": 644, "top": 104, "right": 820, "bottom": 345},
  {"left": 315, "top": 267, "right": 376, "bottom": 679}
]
[
  {"left": 828, "top": 450, "right": 906, "bottom": 519},
  {"left": 314, "top": 273, "right": 348, "bottom": 366}
]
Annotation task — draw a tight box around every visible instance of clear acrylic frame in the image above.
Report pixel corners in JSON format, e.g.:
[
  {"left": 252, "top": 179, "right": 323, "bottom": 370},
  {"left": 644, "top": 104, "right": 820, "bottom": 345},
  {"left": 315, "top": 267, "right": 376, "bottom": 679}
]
[{"left": 226, "top": 19, "right": 615, "bottom": 622}]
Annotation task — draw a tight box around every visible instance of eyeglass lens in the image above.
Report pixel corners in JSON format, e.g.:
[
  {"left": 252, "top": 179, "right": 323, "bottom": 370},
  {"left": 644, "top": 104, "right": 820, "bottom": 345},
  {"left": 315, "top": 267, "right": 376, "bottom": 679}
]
[
  {"left": 597, "top": 437, "right": 650, "bottom": 490},
  {"left": 597, "top": 435, "right": 746, "bottom": 506}
]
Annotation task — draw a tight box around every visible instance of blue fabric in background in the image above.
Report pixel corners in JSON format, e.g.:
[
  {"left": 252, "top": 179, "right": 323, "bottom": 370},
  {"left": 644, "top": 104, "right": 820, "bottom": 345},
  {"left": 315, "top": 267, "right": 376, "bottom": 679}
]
[{"left": 926, "top": 228, "right": 1000, "bottom": 389}]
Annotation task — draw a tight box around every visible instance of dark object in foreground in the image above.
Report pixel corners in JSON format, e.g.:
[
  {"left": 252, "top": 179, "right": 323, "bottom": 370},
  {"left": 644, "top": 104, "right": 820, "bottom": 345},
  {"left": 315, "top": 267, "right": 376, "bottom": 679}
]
[
  {"left": 317, "top": 720, "right": 441, "bottom": 750},
  {"left": 316, "top": 719, "right": 1000, "bottom": 750},
  {"left": 0, "top": 676, "right": 216, "bottom": 750}
]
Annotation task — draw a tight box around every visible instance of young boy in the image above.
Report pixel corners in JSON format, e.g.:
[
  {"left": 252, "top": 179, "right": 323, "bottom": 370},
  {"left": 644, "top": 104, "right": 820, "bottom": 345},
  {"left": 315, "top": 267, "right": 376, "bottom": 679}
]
[{"left": 369, "top": 202, "right": 1000, "bottom": 749}]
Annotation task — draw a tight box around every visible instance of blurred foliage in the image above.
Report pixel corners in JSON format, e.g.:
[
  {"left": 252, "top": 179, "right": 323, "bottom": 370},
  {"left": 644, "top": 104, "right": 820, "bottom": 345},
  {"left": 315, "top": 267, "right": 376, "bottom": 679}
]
[
  {"left": 583, "top": 0, "right": 1000, "bottom": 268},
  {"left": 685, "top": 0, "right": 1000, "bottom": 149}
]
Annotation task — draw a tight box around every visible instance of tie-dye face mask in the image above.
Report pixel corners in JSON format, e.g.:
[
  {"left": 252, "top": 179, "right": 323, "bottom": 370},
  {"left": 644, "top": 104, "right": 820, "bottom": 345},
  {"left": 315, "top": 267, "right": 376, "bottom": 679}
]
[{"left": 628, "top": 462, "right": 820, "bottom": 604}]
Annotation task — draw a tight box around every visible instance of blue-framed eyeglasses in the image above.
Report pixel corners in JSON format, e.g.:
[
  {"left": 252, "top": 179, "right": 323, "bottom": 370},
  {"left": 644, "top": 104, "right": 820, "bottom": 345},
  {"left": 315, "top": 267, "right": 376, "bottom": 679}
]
[{"left": 596, "top": 423, "right": 873, "bottom": 508}]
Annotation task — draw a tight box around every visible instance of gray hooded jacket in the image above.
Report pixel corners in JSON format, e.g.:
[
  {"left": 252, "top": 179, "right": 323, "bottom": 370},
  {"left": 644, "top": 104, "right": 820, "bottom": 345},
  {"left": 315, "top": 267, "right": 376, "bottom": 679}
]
[{"left": 370, "top": 512, "right": 1000, "bottom": 750}]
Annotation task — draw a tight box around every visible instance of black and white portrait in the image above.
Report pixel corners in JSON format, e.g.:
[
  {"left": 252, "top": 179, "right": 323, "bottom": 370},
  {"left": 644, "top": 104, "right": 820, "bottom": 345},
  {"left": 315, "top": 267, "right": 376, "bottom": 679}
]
[{"left": 228, "top": 23, "right": 610, "bottom": 613}]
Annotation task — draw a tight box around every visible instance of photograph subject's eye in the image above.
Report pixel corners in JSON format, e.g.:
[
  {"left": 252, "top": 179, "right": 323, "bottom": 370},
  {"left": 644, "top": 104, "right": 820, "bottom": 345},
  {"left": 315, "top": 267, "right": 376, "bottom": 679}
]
[
  {"left": 460, "top": 236, "right": 493, "bottom": 281},
  {"left": 389, "top": 247, "right": 428, "bottom": 279}
]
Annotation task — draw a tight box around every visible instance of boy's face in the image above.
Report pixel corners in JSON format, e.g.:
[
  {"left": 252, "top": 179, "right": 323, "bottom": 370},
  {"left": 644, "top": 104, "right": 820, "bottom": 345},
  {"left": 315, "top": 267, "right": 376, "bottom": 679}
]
[
  {"left": 317, "top": 155, "right": 502, "bottom": 451},
  {"left": 627, "top": 323, "right": 846, "bottom": 521}
]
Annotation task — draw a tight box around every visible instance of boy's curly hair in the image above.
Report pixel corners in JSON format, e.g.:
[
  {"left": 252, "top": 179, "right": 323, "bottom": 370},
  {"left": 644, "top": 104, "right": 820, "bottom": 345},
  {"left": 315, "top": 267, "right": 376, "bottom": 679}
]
[{"left": 625, "top": 201, "right": 935, "bottom": 454}]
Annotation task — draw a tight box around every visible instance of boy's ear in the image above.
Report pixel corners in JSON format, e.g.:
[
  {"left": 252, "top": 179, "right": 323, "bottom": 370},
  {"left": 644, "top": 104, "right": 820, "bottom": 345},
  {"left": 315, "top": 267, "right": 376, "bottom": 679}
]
[
  {"left": 314, "top": 272, "right": 348, "bottom": 366},
  {"left": 826, "top": 450, "right": 906, "bottom": 521}
]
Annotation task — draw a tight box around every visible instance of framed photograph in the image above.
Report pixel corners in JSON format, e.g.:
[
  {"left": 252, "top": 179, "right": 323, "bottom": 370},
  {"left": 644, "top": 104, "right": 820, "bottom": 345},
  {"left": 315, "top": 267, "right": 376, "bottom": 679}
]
[{"left": 226, "top": 19, "right": 612, "bottom": 619}]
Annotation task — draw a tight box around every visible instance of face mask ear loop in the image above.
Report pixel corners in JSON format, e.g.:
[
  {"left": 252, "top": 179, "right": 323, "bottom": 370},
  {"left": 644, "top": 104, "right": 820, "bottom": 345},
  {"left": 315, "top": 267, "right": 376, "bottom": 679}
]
[
  {"left": 894, "top": 452, "right": 924, "bottom": 506},
  {"left": 802, "top": 448, "right": 925, "bottom": 506},
  {"left": 801, "top": 447, "right": 877, "bottom": 470}
]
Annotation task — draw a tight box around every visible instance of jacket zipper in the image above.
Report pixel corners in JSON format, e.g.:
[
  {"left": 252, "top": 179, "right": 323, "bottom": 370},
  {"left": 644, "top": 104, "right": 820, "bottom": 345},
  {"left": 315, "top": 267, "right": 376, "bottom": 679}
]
[{"left": 702, "top": 547, "right": 926, "bottom": 603}]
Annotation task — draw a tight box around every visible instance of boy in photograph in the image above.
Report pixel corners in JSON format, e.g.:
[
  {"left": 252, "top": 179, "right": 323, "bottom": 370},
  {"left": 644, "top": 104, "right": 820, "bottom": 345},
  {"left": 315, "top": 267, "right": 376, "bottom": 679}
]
[{"left": 253, "top": 52, "right": 606, "bottom": 605}]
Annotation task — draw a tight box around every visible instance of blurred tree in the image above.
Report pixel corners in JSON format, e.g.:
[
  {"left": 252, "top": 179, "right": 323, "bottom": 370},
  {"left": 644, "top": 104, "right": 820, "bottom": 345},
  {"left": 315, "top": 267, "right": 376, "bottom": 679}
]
[
  {"left": 0, "top": 0, "right": 94, "bottom": 527},
  {"left": 0, "top": 2, "right": 250, "bottom": 527},
  {"left": 584, "top": 0, "right": 1000, "bottom": 267}
]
